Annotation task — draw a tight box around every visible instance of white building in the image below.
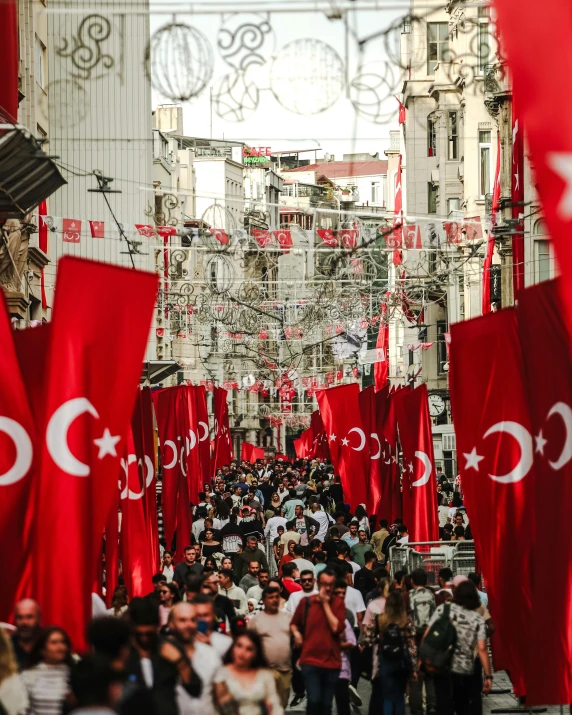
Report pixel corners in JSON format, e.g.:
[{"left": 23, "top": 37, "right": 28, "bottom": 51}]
[{"left": 194, "top": 157, "right": 244, "bottom": 232}]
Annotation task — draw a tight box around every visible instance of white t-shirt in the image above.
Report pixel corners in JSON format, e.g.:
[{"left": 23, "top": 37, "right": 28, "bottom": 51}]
[
  {"left": 397, "top": 535, "right": 409, "bottom": 544},
  {"left": 192, "top": 519, "right": 205, "bottom": 542},
  {"left": 162, "top": 565, "right": 174, "bottom": 583},
  {"left": 177, "top": 641, "right": 222, "bottom": 715},
  {"left": 310, "top": 510, "right": 331, "bottom": 541},
  {"left": 292, "top": 557, "right": 315, "bottom": 575},
  {"left": 209, "top": 631, "right": 233, "bottom": 658},
  {"left": 349, "top": 561, "right": 360, "bottom": 575},
  {"left": 140, "top": 658, "right": 154, "bottom": 688},
  {"left": 265, "top": 516, "right": 287, "bottom": 541},
  {"left": 285, "top": 588, "right": 317, "bottom": 614},
  {"left": 344, "top": 585, "right": 366, "bottom": 621}
]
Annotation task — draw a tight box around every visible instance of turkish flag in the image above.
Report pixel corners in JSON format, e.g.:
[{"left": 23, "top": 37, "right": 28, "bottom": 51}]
[
  {"left": 294, "top": 431, "right": 312, "bottom": 459},
  {"left": 317, "top": 229, "right": 339, "bottom": 247},
  {"left": 376, "top": 387, "right": 394, "bottom": 521},
  {"left": 89, "top": 221, "right": 105, "bottom": 239},
  {"left": 374, "top": 304, "right": 389, "bottom": 391},
  {"left": 316, "top": 384, "right": 368, "bottom": 510},
  {"left": 120, "top": 427, "right": 153, "bottom": 598},
  {"left": 211, "top": 228, "right": 229, "bottom": 245},
  {"left": 212, "top": 387, "right": 233, "bottom": 474},
  {"left": 359, "top": 386, "right": 382, "bottom": 517},
  {"left": 241, "top": 442, "right": 265, "bottom": 462},
  {"left": 394, "top": 385, "right": 439, "bottom": 542},
  {"left": 181, "top": 385, "right": 201, "bottom": 505},
  {"left": 310, "top": 410, "right": 330, "bottom": 461},
  {"left": 104, "top": 495, "right": 119, "bottom": 607},
  {"left": 38, "top": 202, "right": 49, "bottom": 309},
  {"left": 155, "top": 387, "right": 181, "bottom": 550},
  {"left": 157, "top": 225, "right": 177, "bottom": 238},
  {"left": 397, "top": 98, "right": 406, "bottom": 124},
  {"left": 33, "top": 258, "right": 157, "bottom": 650},
  {"left": 132, "top": 387, "right": 159, "bottom": 572},
  {"left": 443, "top": 221, "right": 462, "bottom": 245},
  {"left": 463, "top": 217, "right": 483, "bottom": 241},
  {"left": 0, "top": 296, "right": 38, "bottom": 620},
  {"left": 272, "top": 229, "right": 293, "bottom": 252},
  {"left": 135, "top": 224, "right": 157, "bottom": 238},
  {"left": 449, "top": 309, "right": 533, "bottom": 693},
  {"left": 511, "top": 102, "right": 525, "bottom": 294},
  {"left": 252, "top": 230, "right": 273, "bottom": 248},
  {"left": 517, "top": 279, "right": 572, "bottom": 704},
  {"left": 62, "top": 218, "right": 81, "bottom": 243},
  {"left": 403, "top": 224, "right": 421, "bottom": 249},
  {"left": 191, "top": 385, "right": 211, "bottom": 490},
  {"left": 338, "top": 229, "right": 357, "bottom": 249}
]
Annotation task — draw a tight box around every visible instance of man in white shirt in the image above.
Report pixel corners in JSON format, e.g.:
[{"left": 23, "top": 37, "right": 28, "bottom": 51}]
[
  {"left": 265, "top": 511, "right": 287, "bottom": 542},
  {"left": 344, "top": 583, "right": 366, "bottom": 628},
  {"left": 190, "top": 594, "right": 232, "bottom": 658},
  {"left": 191, "top": 509, "right": 207, "bottom": 542},
  {"left": 291, "top": 544, "right": 315, "bottom": 575},
  {"left": 218, "top": 569, "right": 248, "bottom": 616},
  {"left": 285, "top": 570, "right": 317, "bottom": 613},
  {"left": 397, "top": 525, "right": 409, "bottom": 544},
  {"left": 309, "top": 502, "right": 331, "bottom": 541}
]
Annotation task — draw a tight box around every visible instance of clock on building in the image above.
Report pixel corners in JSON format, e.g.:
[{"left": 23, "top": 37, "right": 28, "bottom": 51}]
[{"left": 428, "top": 393, "right": 446, "bottom": 417}]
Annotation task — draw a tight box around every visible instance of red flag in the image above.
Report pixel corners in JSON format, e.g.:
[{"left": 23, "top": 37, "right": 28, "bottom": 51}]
[
  {"left": 376, "top": 387, "right": 393, "bottom": 521},
  {"left": 272, "top": 229, "right": 293, "bottom": 252},
  {"left": 358, "top": 386, "right": 382, "bottom": 517},
  {"left": 0, "top": 297, "right": 37, "bottom": 620},
  {"left": 374, "top": 303, "right": 389, "bottom": 391},
  {"left": 252, "top": 230, "right": 273, "bottom": 248},
  {"left": 403, "top": 224, "right": 421, "bottom": 249},
  {"left": 62, "top": 218, "right": 81, "bottom": 243},
  {"left": 316, "top": 384, "right": 368, "bottom": 510},
  {"left": 89, "top": 221, "right": 105, "bottom": 239},
  {"left": 397, "top": 97, "right": 406, "bottom": 124},
  {"left": 212, "top": 387, "right": 233, "bottom": 474},
  {"left": 462, "top": 217, "right": 483, "bottom": 241},
  {"left": 317, "top": 229, "right": 339, "bottom": 247},
  {"left": 517, "top": 279, "right": 572, "bottom": 703},
  {"left": 120, "top": 427, "right": 153, "bottom": 598},
  {"left": 157, "top": 225, "right": 177, "bottom": 238},
  {"left": 392, "top": 156, "right": 403, "bottom": 265},
  {"left": 155, "top": 387, "right": 181, "bottom": 550},
  {"left": 511, "top": 103, "right": 525, "bottom": 294},
  {"left": 310, "top": 410, "right": 330, "bottom": 461},
  {"left": 182, "top": 386, "right": 201, "bottom": 505},
  {"left": 483, "top": 134, "right": 501, "bottom": 315},
  {"left": 394, "top": 385, "right": 439, "bottom": 542},
  {"left": 443, "top": 221, "right": 462, "bottom": 245},
  {"left": 191, "top": 386, "right": 211, "bottom": 490},
  {"left": 210, "top": 228, "right": 229, "bottom": 245},
  {"left": 104, "top": 497, "right": 119, "bottom": 607},
  {"left": 241, "top": 442, "right": 265, "bottom": 462},
  {"left": 38, "top": 201, "right": 49, "bottom": 309},
  {"left": 338, "top": 229, "right": 357, "bottom": 249},
  {"left": 135, "top": 224, "right": 157, "bottom": 237},
  {"left": 33, "top": 258, "right": 157, "bottom": 651},
  {"left": 0, "top": 0, "right": 18, "bottom": 123},
  {"left": 449, "top": 309, "right": 532, "bottom": 692}
]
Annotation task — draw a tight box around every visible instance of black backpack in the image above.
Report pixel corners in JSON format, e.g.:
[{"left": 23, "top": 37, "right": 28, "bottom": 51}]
[
  {"left": 380, "top": 623, "right": 406, "bottom": 661},
  {"left": 418, "top": 603, "right": 457, "bottom": 674}
]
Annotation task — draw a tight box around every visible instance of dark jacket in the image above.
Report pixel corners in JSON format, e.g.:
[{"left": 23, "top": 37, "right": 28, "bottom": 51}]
[{"left": 233, "top": 547, "right": 268, "bottom": 579}]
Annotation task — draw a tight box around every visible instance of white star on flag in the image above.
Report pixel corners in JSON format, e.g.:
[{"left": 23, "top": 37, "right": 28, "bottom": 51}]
[
  {"left": 94, "top": 428, "right": 121, "bottom": 459},
  {"left": 341, "top": 437, "right": 349, "bottom": 446},
  {"left": 547, "top": 152, "right": 572, "bottom": 220},
  {"left": 329, "top": 433, "right": 337, "bottom": 442},
  {"left": 464, "top": 447, "right": 484, "bottom": 471},
  {"left": 535, "top": 430, "right": 548, "bottom": 455},
  {"left": 408, "top": 462, "right": 414, "bottom": 473}
]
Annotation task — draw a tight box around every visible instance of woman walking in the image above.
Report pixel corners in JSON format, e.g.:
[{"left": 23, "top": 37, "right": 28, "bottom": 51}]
[{"left": 22, "top": 627, "right": 73, "bottom": 715}]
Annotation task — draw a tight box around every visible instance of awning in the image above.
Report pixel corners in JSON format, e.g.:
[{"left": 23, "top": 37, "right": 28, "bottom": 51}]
[
  {"left": 0, "top": 129, "right": 66, "bottom": 219},
  {"left": 141, "top": 360, "right": 181, "bottom": 385}
]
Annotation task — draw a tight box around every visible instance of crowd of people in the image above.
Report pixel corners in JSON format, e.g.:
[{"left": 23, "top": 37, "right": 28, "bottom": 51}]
[{"left": 0, "top": 456, "right": 489, "bottom": 715}]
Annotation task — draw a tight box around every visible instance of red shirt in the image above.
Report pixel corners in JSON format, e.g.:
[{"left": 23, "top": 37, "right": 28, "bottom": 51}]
[
  {"left": 291, "top": 595, "right": 346, "bottom": 669},
  {"left": 282, "top": 578, "right": 302, "bottom": 594}
]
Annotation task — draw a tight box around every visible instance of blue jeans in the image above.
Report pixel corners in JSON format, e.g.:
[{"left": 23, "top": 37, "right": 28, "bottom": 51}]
[
  {"left": 300, "top": 665, "right": 340, "bottom": 715},
  {"left": 383, "top": 698, "right": 405, "bottom": 715}
]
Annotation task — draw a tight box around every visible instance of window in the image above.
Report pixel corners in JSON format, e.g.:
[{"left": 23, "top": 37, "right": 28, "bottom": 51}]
[
  {"left": 447, "top": 198, "right": 460, "bottom": 215},
  {"left": 427, "top": 23, "right": 449, "bottom": 73},
  {"left": 428, "top": 183, "right": 438, "bottom": 214},
  {"left": 479, "top": 130, "right": 492, "bottom": 198},
  {"left": 428, "top": 117, "right": 437, "bottom": 157},
  {"left": 478, "top": 7, "right": 491, "bottom": 73},
  {"left": 371, "top": 181, "right": 380, "bottom": 204},
  {"left": 535, "top": 240, "right": 551, "bottom": 283},
  {"left": 448, "top": 111, "right": 458, "bottom": 159},
  {"left": 35, "top": 36, "right": 46, "bottom": 89}
]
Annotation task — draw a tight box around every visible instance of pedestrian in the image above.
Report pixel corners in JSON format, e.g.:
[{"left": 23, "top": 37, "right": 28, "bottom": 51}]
[
  {"left": 159, "top": 583, "right": 181, "bottom": 627},
  {"left": 245, "top": 568, "right": 270, "bottom": 603},
  {"left": 370, "top": 520, "right": 390, "bottom": 562},
  {"left": 248, "top": 586, "right": 293, "bottom": 708},
  {"left": 239, "top": 561, "right": 262, "bottom": 593},
  {"left": 423, "top": 580, "right": 493, "bottom": 714},
  {"left": 69, "top": 656, "right": 126, "bottom": 715},
  {"left": 354, "top": 505, "right": 370, "bottom": 536},
  {"left": 0, "top": 628, "right": 28, "bottom": 715},
  {"left": 219, "top": 569, "right": 248, "bottom": 616},
  {"left": 234, "top": 536, "right": 269, "bottom": 580},
  {"left": 107, "top": 585, "right": 129, "bottom": 617},
  {"left": 173, "top": 547, "right": 204, "bottom": 588},
  {"left": 22, "top": 627, "right": 73, "bottom": 715},
  {"left": 333, "top": 613, "right": 356, "bottom": 715},
  {"left": 290, "top": 569, "right": 346, "bottom": 715},
  {"left": 213, "top": 632, "right": 283, "bottom": 715},
  {"left": 408, "top": 569, "right": 436, "bottom": 715},
  {"left": 285, "top": 571, "right": 318, "bottom": 614},
  {"left": 341, "top": 522, "right": 360, "bottom": 548},
  {"left": 362, "top": 577, "right": 391, "bottom": 715},
  {"left": 86, "top": 616, "right": 131, "bottom": 671},
  {"left": 291, "top": 544, "right": 316, "bottom": 576},
  {"left": 293, "top": 505, "right": 319, "bottom": 547},
  {"left": 309, "top": 502, "right": 331, "bottom": 541},
  {"left": 278, "top": 540, "right": 297, "bottom": 576},
  {"left": 375, "top": 591, "right": 417, "bottom": 715},
  {"left": 280, "top": 563, "right": 302, "bottom": 598},
  {"left": 162, "top": 551, "right": 175, "bottom": 583},
  {"left": 201, "top": 529, "right": 223, "bottom": 559},
  {"left": 350, "top": 530, "right": 374, "bottom": 567},
  {"left": 11, "top": 600, "right": 42, "bottom": 671},
  {"left": 188, "top": 594, "right": 233, "bottom": 659},
  {"left": 353, "top": 552, "right": 377, "bottom": 600},
  {"left": 198, "top": 572, "right": 237, "bottom": 630}
]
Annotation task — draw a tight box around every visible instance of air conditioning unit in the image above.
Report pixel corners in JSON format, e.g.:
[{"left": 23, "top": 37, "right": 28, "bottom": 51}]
[{"left": 442, "top": 433, "right": 456, "bottom": 452}]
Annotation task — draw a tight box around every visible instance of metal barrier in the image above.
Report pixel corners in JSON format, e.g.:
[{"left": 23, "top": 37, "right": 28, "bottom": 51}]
[{"left": 388, "top": 541, "right": 476, "bottom": 580}]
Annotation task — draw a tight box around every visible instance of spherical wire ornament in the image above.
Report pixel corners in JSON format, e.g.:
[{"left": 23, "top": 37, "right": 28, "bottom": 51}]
[
  {"left": 212, "top": 68, "right": 259, "bottom": 122},
  {"left": 270, "top": 39, "right": 345, "bottom": 115},
  {"left": 145, "top": 22, "right": 214, "bottom": 102},
  {"left": 349, "top": 61, "right": 398, "bottom": 125}
]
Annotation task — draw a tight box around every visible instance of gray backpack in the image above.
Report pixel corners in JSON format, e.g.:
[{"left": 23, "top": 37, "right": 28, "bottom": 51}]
[{"left": 410, "top": 587, "right": 436, "bottom": 636}]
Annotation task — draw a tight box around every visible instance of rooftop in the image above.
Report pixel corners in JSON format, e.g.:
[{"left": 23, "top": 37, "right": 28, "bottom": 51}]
[{"left": 284, "top": 158, "right": 388, "bottom": 179}]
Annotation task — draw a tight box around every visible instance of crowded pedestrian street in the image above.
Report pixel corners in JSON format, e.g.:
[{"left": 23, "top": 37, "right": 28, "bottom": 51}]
[{"left": 1, "top": 0, "right": 571, "bottom": 712}]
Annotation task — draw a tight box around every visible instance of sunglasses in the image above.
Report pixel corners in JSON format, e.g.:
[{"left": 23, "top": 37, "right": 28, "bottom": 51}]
[
  {"left": 300, "top": 578, "right": 314, "bottom": 583},
  {"left": 160, "top": 590, "right": 170, "bottom": 595}
]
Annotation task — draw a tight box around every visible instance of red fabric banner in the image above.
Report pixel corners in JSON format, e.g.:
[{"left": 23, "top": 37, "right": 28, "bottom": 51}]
[
  {"left": 212, "top": 387, "right": 233, "bottom": 474},
  {"left": 358, "top": 386, "right": 382, "bottom": 517},
  {"left": 210, "top": 228, "right": 229, "bottom": 246},
  {"left": 155, "top": 387, "right": 180, "bottom": 551},
  {"left": 449, "top": 309, "right": 533, "bottom": 693},
  {"left": 0, "top": 0, "right": 18, "bottom": 122},
  {"left": 33, "top": 258, "right": 157, "bottom": 651},
  {"left": 0, "top": 296, "right": 38, "bottom": 620},
  {"left": 394, "top": 384, "right": 439, "bottom": 542},
  {"left": 252, "top": 230, "right": 272, "bottom": 248},
  {"left": 241, "top": 442, "right": 265, "bottom": 462},
  {"left": 317, "top": 229, "right": 339, "bottom": 247},
  {"left": 517, "top": 279, "right": 572, "bottom": 704},
  {"left": 89, "top": 221, "right": 105, "bottom": 239},
  {"left": 310, "top": 410, "right": 330, "bottom": 461},
  {"left": 182, "top": 386, "right": 201, "bottom": 505},
  {"left": 104, "top": 496, "right": 119, "bottom": 608},
  {"left": 511, "top": 102, "right": 525, "bottom": 294},
  {"left": 272, "top": 229, "right": 293, "bottom": 252},
  {"left": 38, "top": 201, "right": 48, "bottom": 309},
  {"left": 316, "top": 384, "right": 368, "bottom": 510},
  {"left": 338, "top": 229, "right": 357, "bottom": 249},
  {"left": 120, "top": 427, "right": 153, "bottom": 598},
  {"left": 374, "top": 304, "right": 389, "bottom": 391},
  {"left": 191, "top": 385, "right": 211, "bottom": 491},
  {"left": 135, "top": 224, "right": 157, "bottom": 238},
  {"left": 392, "top": 156, "right": 403, "bottom": 265},
  {"left": 62, "top": 218, "right": 81, "bottom": 243},
  {"left": 483, "top": 134, "right": 501, "bottom": 314}
]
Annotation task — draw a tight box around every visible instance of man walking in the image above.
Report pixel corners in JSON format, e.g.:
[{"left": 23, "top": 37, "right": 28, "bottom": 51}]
[
  {"left": 173, "top": 546, "right": 204, "bottom": 588},
  {"left": 233, "top": 535, "right": 268, "bottom": 580},
  {"left": 291, "top": 569, "right": 346, "bottom": 715}
]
